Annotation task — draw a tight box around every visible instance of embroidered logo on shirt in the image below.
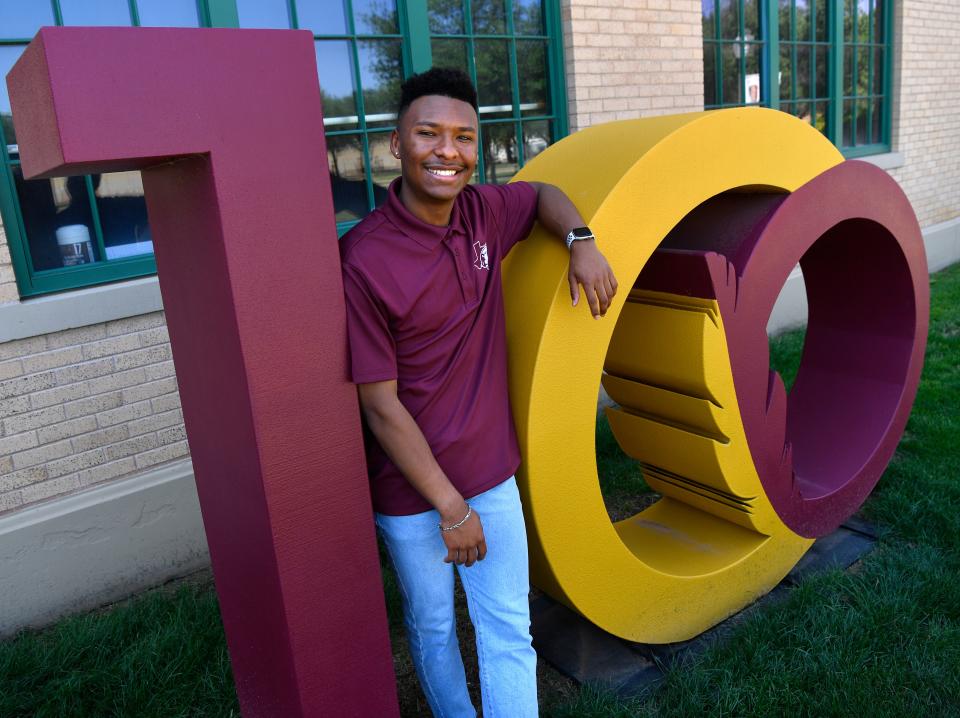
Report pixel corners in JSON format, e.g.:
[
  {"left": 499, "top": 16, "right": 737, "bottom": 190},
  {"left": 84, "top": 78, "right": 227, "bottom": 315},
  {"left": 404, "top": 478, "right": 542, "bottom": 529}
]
[{"left": 473, "top": 241, "right": 489, "bottom": 271}]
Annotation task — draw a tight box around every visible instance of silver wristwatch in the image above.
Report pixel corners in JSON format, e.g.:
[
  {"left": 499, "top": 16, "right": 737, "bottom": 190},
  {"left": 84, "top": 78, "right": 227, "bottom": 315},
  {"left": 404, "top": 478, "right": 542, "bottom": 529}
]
[{"left": 565, "top": 226, "right": 595, "bottom": 250}]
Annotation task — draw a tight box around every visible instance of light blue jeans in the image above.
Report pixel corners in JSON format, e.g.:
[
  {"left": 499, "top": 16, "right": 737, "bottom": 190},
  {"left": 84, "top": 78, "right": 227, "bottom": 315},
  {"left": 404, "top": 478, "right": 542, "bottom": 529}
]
[{"left": 376, "top": 476, "right": 538, "bottom": 718}]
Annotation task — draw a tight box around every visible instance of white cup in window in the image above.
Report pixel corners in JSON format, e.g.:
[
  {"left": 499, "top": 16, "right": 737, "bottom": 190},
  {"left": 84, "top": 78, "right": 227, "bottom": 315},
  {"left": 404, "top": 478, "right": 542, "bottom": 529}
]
[{"left": 56, "top": 224, "right": 95, "bottom": 267}]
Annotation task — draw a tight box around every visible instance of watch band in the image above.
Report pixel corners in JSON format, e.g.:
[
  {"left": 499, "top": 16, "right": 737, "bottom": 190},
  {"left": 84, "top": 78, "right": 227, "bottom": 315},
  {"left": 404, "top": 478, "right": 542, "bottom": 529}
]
[{"left": 565, "top": 226, "right": 595, "bottom": 250}]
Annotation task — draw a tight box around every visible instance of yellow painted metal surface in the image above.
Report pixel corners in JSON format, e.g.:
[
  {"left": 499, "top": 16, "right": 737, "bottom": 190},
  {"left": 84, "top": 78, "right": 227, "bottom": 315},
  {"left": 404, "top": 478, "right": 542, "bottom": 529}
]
[{"left": 503, "top": 109, "right": 844, "bottom": 642}]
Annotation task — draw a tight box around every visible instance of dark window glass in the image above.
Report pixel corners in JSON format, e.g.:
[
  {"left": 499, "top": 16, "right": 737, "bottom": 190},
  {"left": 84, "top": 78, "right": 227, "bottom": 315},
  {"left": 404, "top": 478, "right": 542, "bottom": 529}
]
[
  {"left": 429, "top": 0, "right": 465, "bottom": 34},
  {"left": 236, "top": 0, "right": 290, "bottom": 29},
  {"left": 704, "top": 44, "right": 717, "bottom": 105},
  {"left": 297, "top": 0, "right": 348, "bottom": 34},
  {"left": 13, "top": 171, "right": 98, "bottom": 272},
  {"left": 352, "top": 0, "right": 399, "bottom": 35},
  {"left": 702, "top": 0, "right": 716, "bottom": 39},
  {"left": 1, "top": 46, "right": 23, "bottom": 146},
  {"left": 514, "top": 0, "right": 544, "bottom": 35},
  {"left": 0, "top": 3, "right": 55, "bottom": 38},
  {"left": 368, "top": 132, "right": 400, "bottom": 206},
  {"left": 481, "top": 123, "right": 518, "bottom": 185},
  {"left": 327, "top": 134, "right": 369, "bottom": 222},
  {"left": 473, "top": 0, "right": 507, "bottom": 35},
  {"left": 358, "top": 39, "right": 403, "bottom": 127},
  {"left": 475, "top": 40, "right": 512, "bottom": 119},
  {"left": 743, "top": 0, "right": 759, "bottom": 38},
  {"left": 523, "top": 119, "right": 551, "bottom": 161},
  {"left": 136, "top": 0, "right": 200, "bottom": 27},
  {"left": 432, "top": 38, "right": 469, "bottom": 73},
  {"left": 517, "top": 41, "right": 549, "bottom": 116},
  {"left": 95, "top": 172, "right": 152, "bottom": 259},
  {"left": 719, "top": 0, "right": 739, "bottom": 40},
  {"left": 59, "top": 0, "right": 131, "bottom": 26},
  {"left": 317, "top": 41, "right": 359, "bottom": 130},
  {"left": 795, "top": 0, "right": 810, "bottom": 41},
  {"left": 815, "top": 0, "right": 828, "bottom": 40}
]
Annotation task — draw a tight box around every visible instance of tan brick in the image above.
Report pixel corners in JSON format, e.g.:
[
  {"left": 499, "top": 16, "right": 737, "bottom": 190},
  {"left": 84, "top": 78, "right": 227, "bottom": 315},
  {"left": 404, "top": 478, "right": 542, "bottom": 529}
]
[
  {"left": 150, "top": 392, "right": 180, "bottom": 414},
  {"left": 52, "top": 358, "right": 114, "bottom": 386},
  {"left": 20, "top": 346, "right": 85, "bottom": 374},
  {"left": 21, "top": 475, "right": 81, "bottom": 504},
  {"left": 0, "top": 490, "right": 23, "bottom": 512},
  {"left": 98, "top": 400, "right": 152, "bottom": 428},
  {"left": 121, "top": 377, "right": 179, "bottom": 405},
  {"left": 0, "top": 335, "right": 47, "bottom": 361},
  {"left": 45, "top": 323, "right": 107, "bottom": 349},
  {"left": 114, "top": 345, "right": 172, "bottom": 371},
  {"left": 38, "top": 416, "right": 98, "bottom": 445},
  {"left": 30, "top": 382, "right": 90, "bottom": 410},
  {"left": 0, "top": 431, "right": 39, "bottom": 457},
  {"left": 12, "top": 439, "right": 73, "bottom": 470},
  {"left": 64, "top": 391, "right": 123, "bottom": 420},
  {"left": 106, "top": 312, "right": 165, "bottom": 336},
  {"left": 77, "top": 457, "right": 137, "bottom": 487},
  {"left": 0, "top": 465, "right": 48, "bottom": 491},
  {"left": 71, "top": 424, "right": 129, "bottom": 453},
  {"left": 45, "top": 447, "right": 108, "bottom": 479},
  {"left": 138, "top": 326, "right": 170, "bottom": 347},
  {"left": 135, "top": 440, "right": 190, "bottom": 470},
  {"left": 128, "top": 408, "right": 182, "bottom": 437},
  {"left": 105, "top": 433, "right": 159, "bottom": 462},
  {"left": 3, "top": 405, "right": 66, "bottom": 435},
  {"left": 0, "top": 359, "right": 23, "bottom": 381},
  {"left": 0, "top": 371, "right": 57, "bottom": 400},
  {"left": 0, "top": 454, "right": 12, "bottom": 474},
  {"left": 144, "top": 360, "right": 177, "bottom": 381},
  {"left": 0, "top": 395, "right": 31, "bottom": 419},
  {"left": 82, "top": 333, "right": 141, "bottom": 360},
  {"left": 157, "top": 424, "right": 187, "bottom": 446},
  {"left": 85, "top": 367, "right": 148, "bottom": 395}
]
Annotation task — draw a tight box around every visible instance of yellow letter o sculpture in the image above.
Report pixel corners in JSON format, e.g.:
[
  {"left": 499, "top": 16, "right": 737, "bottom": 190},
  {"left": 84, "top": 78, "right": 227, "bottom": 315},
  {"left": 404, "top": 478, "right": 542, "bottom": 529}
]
[{"left": 502, "top": 108, "right": 927, "bottom": 643}]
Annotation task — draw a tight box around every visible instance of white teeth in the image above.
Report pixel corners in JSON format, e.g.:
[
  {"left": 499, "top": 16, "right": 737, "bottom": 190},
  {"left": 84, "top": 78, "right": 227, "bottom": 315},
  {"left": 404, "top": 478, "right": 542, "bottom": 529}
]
[{"left": 427, "top": 168, "right": 457, "bottom": 176}]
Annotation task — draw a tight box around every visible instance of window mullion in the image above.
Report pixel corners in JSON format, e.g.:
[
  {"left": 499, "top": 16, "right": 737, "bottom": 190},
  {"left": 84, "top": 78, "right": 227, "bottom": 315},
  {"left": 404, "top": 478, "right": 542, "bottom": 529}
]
[
  {"left": 400, "top": 0, "right": 432, "bottom": 75},
  {"left": 828, "top": 0, "right": 843, "bottom": 145},
  {"left": 83, "top": 175, "right": 109, "bottom": 265},
  {"left": 763, "top": 0, "right": 779, "bottom": 107},
  {"left": 51, "top": 0, "right": 64, "bottom": 25}
]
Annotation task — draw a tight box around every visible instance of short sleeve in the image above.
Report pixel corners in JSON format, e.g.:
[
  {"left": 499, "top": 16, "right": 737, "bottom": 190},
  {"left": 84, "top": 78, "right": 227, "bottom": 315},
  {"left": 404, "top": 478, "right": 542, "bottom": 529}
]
[
  {"left": 477, "top": 181, "right": 539, "bottom": 254},
  {"left": 342, "top": 264, "right": 398, "bottom": 384}
]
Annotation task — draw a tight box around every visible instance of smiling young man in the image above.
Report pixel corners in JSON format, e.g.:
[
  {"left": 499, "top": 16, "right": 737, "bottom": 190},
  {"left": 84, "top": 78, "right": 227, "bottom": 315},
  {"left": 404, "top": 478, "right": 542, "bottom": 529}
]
[{"left": 340, "top": 68, "right": 616, "bottom": 717}]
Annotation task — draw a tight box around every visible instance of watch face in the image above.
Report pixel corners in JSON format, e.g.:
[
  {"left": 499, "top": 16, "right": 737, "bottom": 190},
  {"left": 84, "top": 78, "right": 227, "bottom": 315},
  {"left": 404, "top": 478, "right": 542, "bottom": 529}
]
[{"left": 571, "top": 227, "right": 594, "bottom": 239}]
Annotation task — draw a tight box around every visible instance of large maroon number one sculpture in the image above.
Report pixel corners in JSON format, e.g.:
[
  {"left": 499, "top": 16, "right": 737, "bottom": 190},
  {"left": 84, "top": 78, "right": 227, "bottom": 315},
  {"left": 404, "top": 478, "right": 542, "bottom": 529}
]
[{"left": 8, "top": 27, "right": 399, "bottom": 716}]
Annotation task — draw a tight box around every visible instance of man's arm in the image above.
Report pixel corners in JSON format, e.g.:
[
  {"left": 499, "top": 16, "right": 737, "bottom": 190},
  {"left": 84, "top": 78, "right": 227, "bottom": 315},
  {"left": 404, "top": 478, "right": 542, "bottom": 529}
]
[
  {"left": 358, "top": 380, "right": 486, "bottom": 567},
  {"left": 528, "top": 181, "right": 619, "bottom": 319}
]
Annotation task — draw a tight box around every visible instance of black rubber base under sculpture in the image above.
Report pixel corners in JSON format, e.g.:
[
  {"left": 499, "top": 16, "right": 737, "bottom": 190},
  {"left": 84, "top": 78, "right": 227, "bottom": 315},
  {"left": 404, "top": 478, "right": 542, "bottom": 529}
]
[{"left": 530, "top": 518, "right": 878, "bottom": 697}]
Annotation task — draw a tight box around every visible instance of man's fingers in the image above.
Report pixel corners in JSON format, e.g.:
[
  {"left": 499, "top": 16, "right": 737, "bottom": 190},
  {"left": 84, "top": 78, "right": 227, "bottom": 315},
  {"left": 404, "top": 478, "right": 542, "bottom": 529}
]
[
  {"left": 596, "top": 283, "right": 610, "bottom": 315},
  {"left": 478, "top": 539, "right": 487, "bottom": 561},
  {"left": 569, "top": 273, "right": 580, "bottom": 307}
]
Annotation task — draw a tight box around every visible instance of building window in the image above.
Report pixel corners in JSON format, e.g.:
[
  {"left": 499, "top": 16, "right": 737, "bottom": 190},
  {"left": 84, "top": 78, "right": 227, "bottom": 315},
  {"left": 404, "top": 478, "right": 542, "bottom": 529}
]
[
  {"left": 237, "top": 0, "right": 567, "bottom": 236},
  {"left": 0, "top": 0, "right": 205, "bottom": 299},
  {"left": 701, "top": 0, "right": 892, "bottom": 156}
]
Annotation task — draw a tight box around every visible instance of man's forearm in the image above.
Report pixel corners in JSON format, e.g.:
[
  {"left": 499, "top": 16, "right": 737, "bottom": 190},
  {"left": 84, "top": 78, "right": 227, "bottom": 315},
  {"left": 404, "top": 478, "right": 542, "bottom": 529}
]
[
  {"left": 529, "top": 181, "right": 588, "bottom": 239},
  {"left": 362, "top": 395, "right": 467, "bottom": 522}
]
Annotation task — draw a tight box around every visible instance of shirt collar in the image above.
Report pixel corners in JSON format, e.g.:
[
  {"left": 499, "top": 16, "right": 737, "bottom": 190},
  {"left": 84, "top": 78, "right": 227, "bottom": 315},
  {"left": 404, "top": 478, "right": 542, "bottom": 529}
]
[{"left": 383, "top": 177, "right": 466, "bottom": 249}]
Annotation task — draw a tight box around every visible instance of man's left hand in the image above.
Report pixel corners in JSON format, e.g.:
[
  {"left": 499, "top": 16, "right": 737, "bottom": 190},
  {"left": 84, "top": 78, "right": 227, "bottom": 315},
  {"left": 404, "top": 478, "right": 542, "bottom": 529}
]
[{"left": 569, "top": 240, "right": 618, "bottom": 319}]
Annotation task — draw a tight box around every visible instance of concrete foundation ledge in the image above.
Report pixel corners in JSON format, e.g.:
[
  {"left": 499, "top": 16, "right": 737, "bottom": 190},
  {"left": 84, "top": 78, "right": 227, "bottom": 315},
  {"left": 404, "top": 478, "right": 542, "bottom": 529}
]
[{"left": 0, "top": 459, "right": 208, "bottom": 639}]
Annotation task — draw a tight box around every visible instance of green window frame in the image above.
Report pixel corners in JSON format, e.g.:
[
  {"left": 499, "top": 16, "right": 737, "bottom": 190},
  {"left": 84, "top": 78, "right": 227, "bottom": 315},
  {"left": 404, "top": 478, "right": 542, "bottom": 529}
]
[
  {"left": 702, "top": 0, "right": 893, "bottom": 157},
  {"left": 0, "top": 0, "right": 212, "bottom": 299}
]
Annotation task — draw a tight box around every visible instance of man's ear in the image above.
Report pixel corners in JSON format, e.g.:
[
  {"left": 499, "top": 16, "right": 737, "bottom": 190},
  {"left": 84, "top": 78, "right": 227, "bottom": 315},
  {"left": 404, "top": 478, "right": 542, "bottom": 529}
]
[{"left": 390, "top": 129, "right": 400, "bottom": 160}]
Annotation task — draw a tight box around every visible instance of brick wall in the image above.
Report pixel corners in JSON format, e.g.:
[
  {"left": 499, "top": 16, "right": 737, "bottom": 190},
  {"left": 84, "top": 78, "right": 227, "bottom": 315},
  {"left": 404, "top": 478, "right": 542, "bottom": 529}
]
[
  {"left": 887, "top": 0, "right": 960, "bottom": 228},
  {"left": 561, "top": 0, "right": 704, "bottom": 132},
  {"left": 0, "top": 312, "right": 187, "bottom": 514},
  {"left": 0, "top": 220, "right": 18, "bottom": 305}
]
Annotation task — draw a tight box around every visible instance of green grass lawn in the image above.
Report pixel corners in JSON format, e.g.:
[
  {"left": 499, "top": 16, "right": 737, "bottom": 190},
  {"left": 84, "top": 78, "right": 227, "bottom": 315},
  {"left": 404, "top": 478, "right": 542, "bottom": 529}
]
[{"left": 2, "top": 264, "right": 958, "bottom": 717}]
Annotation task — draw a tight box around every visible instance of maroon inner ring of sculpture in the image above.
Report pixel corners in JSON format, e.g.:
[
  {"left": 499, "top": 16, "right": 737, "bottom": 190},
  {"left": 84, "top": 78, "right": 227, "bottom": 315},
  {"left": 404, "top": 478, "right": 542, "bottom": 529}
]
[{"left": 633, "top": 161, "right": 927, "bottom": 537}]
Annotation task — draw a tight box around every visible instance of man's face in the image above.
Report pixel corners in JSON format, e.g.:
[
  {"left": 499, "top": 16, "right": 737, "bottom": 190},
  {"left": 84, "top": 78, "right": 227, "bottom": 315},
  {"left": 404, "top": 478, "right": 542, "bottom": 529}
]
[{"left": 392, "top": 94, "right": 479, "bottom": 205}]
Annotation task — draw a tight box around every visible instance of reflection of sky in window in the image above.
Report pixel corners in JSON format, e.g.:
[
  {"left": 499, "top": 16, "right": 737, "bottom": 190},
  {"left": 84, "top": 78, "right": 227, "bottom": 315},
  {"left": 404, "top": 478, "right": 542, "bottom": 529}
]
[
  {"left": 0, "top": 4, "right": 55, "bottom": 38},
  {"left": 236, "top": 0, "right": 292, "bottom": 29},
  {"left": 702, "top": 0, "right": 715, "bottom": 17},
  {"left": 352, "top": 0, "right": 398, "bottom": 35},
  {"left": 137, "top": 0, "right": 201, "bottom": 28},
  {"left": 297, "top": 0, "right": 348, "bottom": 34},
  {"left": 858, "top": 0, "right": 870, "bottom": 14},
  {"left": 0, "top": 46, "right": 25, "bottom": 113},
  {"left": 316, "top": 41, "right": 356, "bottom": 100},
  {"left": 59, "top": 0, "right": 132, "bottom": 26}
]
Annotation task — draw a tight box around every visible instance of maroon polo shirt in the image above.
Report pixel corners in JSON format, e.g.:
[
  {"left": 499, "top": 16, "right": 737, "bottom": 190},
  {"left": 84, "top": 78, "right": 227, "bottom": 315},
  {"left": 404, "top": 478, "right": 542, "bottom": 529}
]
[{"left": 340, "top": 177, "right": 539, "bottom": 515}]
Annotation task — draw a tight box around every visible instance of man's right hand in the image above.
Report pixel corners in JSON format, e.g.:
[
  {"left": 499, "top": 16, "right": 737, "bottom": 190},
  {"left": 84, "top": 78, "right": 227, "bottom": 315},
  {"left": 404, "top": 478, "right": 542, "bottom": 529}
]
[{"left": 440, "top": 506, "right": 487, "bottom": 567}]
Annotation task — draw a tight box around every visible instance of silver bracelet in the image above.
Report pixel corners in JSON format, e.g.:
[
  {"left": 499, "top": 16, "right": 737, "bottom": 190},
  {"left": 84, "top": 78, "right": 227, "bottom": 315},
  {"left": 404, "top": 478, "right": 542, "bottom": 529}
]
[{"left": 438, "top": 504, "right": 472, "bottom": 532}]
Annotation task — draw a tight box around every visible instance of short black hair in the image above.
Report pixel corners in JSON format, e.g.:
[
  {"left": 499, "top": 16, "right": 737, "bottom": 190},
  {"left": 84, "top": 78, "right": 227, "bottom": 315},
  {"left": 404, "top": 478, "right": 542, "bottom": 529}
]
[{"left": 397, "top": 67, "right": 479, "bottom": 119}]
